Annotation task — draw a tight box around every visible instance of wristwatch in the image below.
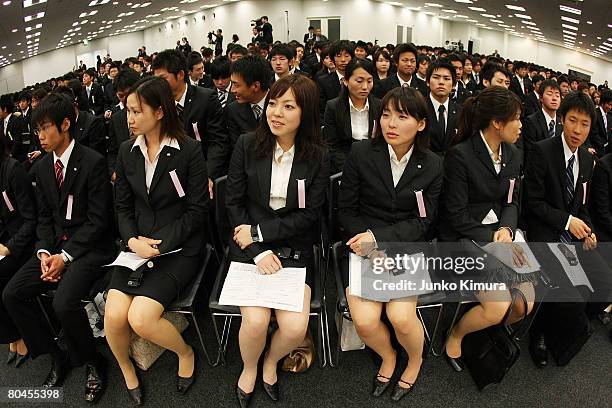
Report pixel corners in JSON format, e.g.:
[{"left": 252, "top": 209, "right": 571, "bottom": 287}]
[
  {"left": 251, "top": 225, "right": 261, "bottom": 243},
  {"left": 61, "top": 252, "right": 71, "bottom": 266}
]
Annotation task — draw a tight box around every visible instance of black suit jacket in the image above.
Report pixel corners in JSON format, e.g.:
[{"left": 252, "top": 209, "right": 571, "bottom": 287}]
[
  {"left": 225, "top": 100, "right": 259, "bottom": 154},
  {"left": 83, "top": 83, "right": 105, "bottom": 116},
  {"left": 372, "top": 74, "right": 429, "bottom": 100},
  {"left": 3, "top": 113, "right": 33, "bottom": 162},
  {"left": 190, "top": 76, "right": 214, "bottom": 89},
  {"left": 106, "top": 108, "right": 130, "bottom": 174},
  {"left": 338, "top": 140, "right": 443, "bottom": 242},
  {"left": 74, "top": 111, "right": 106, "bottom": 157},
  {"left": 425, "top": 97, "right": 460, "bottom": 154},
  {"left": 590, "top": 153, "right": 612, "bottom": 241},
  {"left": 34, "top": 142, "right": 114, "bottom": 260},
  {"left": 451, "top": 81, "right": 469, "bottom": 106},
  {"left": 509, "top": 76, "right": 532, "bottom": 100},
  {"left": 114, "top": 137, "right": 208, "bottom": 256},
  {"left": 524, "top": 137, "right": 594, "bottom": 242},
  {"left": 524, "top": 91, "right": 540, "bottom": 118},
  {"left": 520, "top": 110, "right": 563, "bottom": 160},
  {"left": 588, "top": 108, "right": 610, "bottom": 157},
  {"left": 317, "top": 72, "right": 342, "bottom": 116},
  {"left": 0, "top": 158, "right": 37, "bottom": 257},
  {"left": 323, "top": 95, "right": 382, "bottom": 173},
  {"left": 226, "top": 132, "right": 330, "bottom": 261},
  {"left": 440, "top": 136, "right": 522, "bottom": 242},
  {"left": 181, "top": 84, "right": 228, "bottom": 179},
  {"left": 104, "top": 82, "right": 119, "bottom": 111}
]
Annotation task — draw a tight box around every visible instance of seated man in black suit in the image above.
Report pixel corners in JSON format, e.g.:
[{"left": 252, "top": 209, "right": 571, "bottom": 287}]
[
  {"left": 588, "top": 89, "right": 612, "bottom": 157},
  {"left": 480, "top": 62, "right": 511, "bottom": 90},
  {"left": 106, "top": 68, "right": 140, "bottom": 180},
  {"left": 209, "top": 56, "right": 236, "bottom": 110},
  {"left": 317, "top": 40, "right": 354, "bottom": 116},
  {"left": 226, "top": 55, "right": 272, "bottom": 152},
  {"left": 103, "top": 63, "right": 120, "bottom": 117},
  {"left": 448, "top": 54, "right": 469, "bottom": 106},
  {"left": 3, "top": 93, "right": 115, "bottom": 402},
  {"left": 520, "top": 79, "right": 563, "bottom": 161},
  {"left": 0, "top": 95, "right": 32, "bottom": 162},
  {"left": 62, "top": 81, "right": 107, "bottom": 157},
  {"left": 187, "top": 52, "right": 214, "bottom": 89},
  {"left": 524, "top": 91, "right": 612, "bottom": 368},
  {"left": 82, "top": 69, "right": 105, "bottom": 116},
  {"left": 425, "top": 59, "right": 461, "bottom": 154},
  {"left": 372, "top": 42, "right": 429, "bottom": 100},
  {"left": 153, "top": 49, "right": 227, "bottom": 190},
  {"left": 509, "top": 61, "right": 532, "bottom": 102},
  {"left": 524, "top": 74, "right": 544, "bottom": 118}
]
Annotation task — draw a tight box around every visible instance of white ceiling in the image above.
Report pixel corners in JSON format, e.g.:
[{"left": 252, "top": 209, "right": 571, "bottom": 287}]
[{"left": 0, "top": 0, "right": 610, "bottom": 69}]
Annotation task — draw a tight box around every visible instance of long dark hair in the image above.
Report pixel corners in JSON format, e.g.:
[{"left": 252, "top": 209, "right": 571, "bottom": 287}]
[
  {"left": 373, "top": 86, "right": 430, "bottom": 152},
  {"left": 335, "top": 58, "right": 377, "bottom": 131},
  {"left": 455, "top": 86, "right": 522, "bottom": 145},
  {"left": 255, "top": 75, "right": 323, "bottom": 160},
  {"left": 127, "top": 76, "right": 187, "bottom": 143}
]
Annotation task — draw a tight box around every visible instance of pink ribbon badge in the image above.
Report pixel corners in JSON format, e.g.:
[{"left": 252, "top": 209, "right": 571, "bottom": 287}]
[
  {"left": 192, "top": 122, "right": 201, "bottom": 141},
  {"left": 66, "top": 195, "right": 73, "bottom": 220},
  {"left": 297, "top": 179, "right": 306, "bottom": 209},
  {"left": 415, "top": 190, "right": 426, "bottom": 218},
  {"left": 169, "top": 170, "right": 186, "bottom": 198},
  {"left": 507, "top": 178, "right": 516, "bottom": 204},
  {"left": 2, "top": 191, "right": 14, "bottom": 212}
]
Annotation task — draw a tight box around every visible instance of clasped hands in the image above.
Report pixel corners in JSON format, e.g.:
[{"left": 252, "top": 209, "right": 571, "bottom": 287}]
[
  {"left": 233, "top": 224, "right": 282, "bottom": 275},
  {"left": 128, "top": 236, "right": 162, "bottom": 259}
]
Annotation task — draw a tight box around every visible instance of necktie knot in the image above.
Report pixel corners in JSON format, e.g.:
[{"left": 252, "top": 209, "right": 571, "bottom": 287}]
[
  {"left": 55, "top": 159, "right": 64, "bottom": 190},
  {"left": 176, "top": 103, "right": 184, "bottom": 119},
  {"left": 568, "top": 154, "right": 575, "bottom": 168},
  {"left": 438, "top": 105, "right": 446, "bottom": 114},
  {"left": 252, "top": 104, "right": 262, "bottom": 120}
]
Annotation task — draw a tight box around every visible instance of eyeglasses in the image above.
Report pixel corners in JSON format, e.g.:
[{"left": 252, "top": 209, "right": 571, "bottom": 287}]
[{"left": 33, "top": 122, "right": 54, "bottom": 137}]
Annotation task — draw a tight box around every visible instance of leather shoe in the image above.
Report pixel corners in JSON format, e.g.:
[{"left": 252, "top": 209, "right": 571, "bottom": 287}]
[
  {"left": 127, "top": 385, "right": 143, "bottom": 406},
  {"left": 444, "top": 352, "right": 464, "bottom": 372},
  {"left": 84, "top": 356, "right": 107, "bottom": 403},
  {"left": 42, "top": 356, "right": 70, "bottom": 388},
  {"left": 7, "top": 350, "right": 16, "bottom": 365},
  {"left": 263, "top": 380, "right": 279, "bottom": 402},
  {"left": 529, "top": 335, "right": 548, "bottom": 368},
  {"left": 390, "top": 378, "right": 414, "bottom": 402},
  {"left": 176, "top": 346, "right": 196, "bottom": 394},
  {"left": 236, "top": 384, "right": 253, "bottom": 408},
  {"left": 15, "top": 353, "right": 29, "bottom": 368},
  {"left": 372, "top": 372, "right": 392, "bottom": 397}
]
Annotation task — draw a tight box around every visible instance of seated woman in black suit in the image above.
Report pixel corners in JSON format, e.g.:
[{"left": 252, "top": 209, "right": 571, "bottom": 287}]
[
  {"left": 338, "top": 86, "right": 443, "bottom": 401},
  {"left": 227, "top": 75, "right": 329, "bottom": 407},
  {"left": 105, "top": 76, "right": 209, "bottom": 403},
  {"left": 0, "top": 136, "right": 37, "bottom": 368},
  {"left": 440, "top": 86, "right": 534, "bottom": 371},
  {"left": 324, "top": 58, "right": 382, "bottom": 173},
  {"left": 374, "top": 49, "right": 392, "bottom": 82}
]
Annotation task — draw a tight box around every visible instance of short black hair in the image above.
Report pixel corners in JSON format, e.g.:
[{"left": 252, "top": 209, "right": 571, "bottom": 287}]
[
  {"left": 557, "top": 75, "right": 570, "bottom": 86},
  {"left": 32, "top": 92, "right": 75, "bottom": 137},
  {"left": 538, "top": 79, "right": 561, "bottom": 97},
  {"left": 329, "top": 40, "right": 355, "bottom": 60},
  {"left": 514, "top": 60, "right": 528, "bottom": 70},
  {"left": 18, "top": 91, "right": 32, "bottom": 103},
  {"left": 531, "top": 74, "right": 545, "bottom": 85},
  {"left": 600, "top": 90, "right": 612, "bottom": 105},
  {"left": 230, "top": 55, "right": 272, "bottom": 91},
  {"left": 447, "top": 53, "right": 465, "bottom": 66},
  {"left": 482, "top": 62, "right": 509, "bottom": 82},
  {"left": 0, "top": 94, "right": 14, "bottom": 113},
  {"left": 417, "top": 54, "right": 431, "bottom": 66},
  {"left": 151, "top": 49, "right": 188, "bottom": 77},
  {"left": 114, "top": 68, "right": 140, "bottom": 92},
  {"left": 426, "top": 59, "right": 457, "bottom": 85},
  {"left": 132, "top": 60, "right": 144, "bottom": 68},
  {"left": 209, "top": 56, "right": 231, "bottom": 80},
  {"left": 392, "top": 43, "right": 418, "bottom": 63},
  {"left": 108, "top": 62, "right": 120, "bottom": 72},
  {"left": 229, "top": 45, "right": 248, "bottom": 57},
  {"left": 355, "top": 41, "right": 368, "bottom": 51},
  {"left": 559, "top": 91, "right": 597, "bottom": 125},
  {"left": 83, "top": 68, "right": 96, "bottom": 78},
  {"left": 269, "top": 44, "right": 295, "bottom": 60},
  {"left": 187, "top": 52, "right": 203, "bottom": 72}
]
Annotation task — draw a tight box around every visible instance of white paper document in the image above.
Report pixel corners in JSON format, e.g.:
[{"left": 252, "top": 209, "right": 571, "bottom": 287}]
[
  {"left": 479, "top": 231, "right": 541, "bottom": 274},
  {"left": 548, "top": 243, "right": 594, "bottom": 292},
  {"left": 104, "top": 248, "right": 182, "bottom": 271},
  {"left": 219, "top": 262, "right": 306, "bottom": 313}
]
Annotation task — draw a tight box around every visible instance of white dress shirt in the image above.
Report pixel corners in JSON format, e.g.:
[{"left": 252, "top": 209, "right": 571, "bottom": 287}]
[
  {"left": 189, "top": 77, "right": 200, "bottom": 86},
  {"left": 542, "top": 108, "right": 556, "bottom": 136},
  {"left": 480, "top": 131, "right": 502, "bottom": 225},
  {"left": 176, "top": 85, "right": 188, "bottom": 108},
  {"left": 517, "top": 76, "right": 525, "bottom": 94},
  {"left": 388, "top": 144, "right": 412, "bottom": 187},
  {"left": 601, "top": 106, "right": 608, "bottom": 130},
  {"left": 131, "top": 135, "right": 181, "bottom": 193},
  {"left": 3, "top": 113, "right": 11, "bottom": 137},
  {"left": 397, "top": 73, "right": 412, "bottom": 88},
  {"left": 429, "top": 94, "right": 449, "bottom": 130},
  {"left": 562, "top": 133, "right": 579, "bottom": 231},
  {"left": 349, "top": 97, "right": 370, "bottom": 141},
  {"left": 336, "top": 70, "right": 344, "bottom": 84}
]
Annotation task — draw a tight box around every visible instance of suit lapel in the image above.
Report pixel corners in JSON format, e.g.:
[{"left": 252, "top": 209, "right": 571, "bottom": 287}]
[
  {"left": 285, "top": 154, "right": 307, "bottom": 208},
  {"left": 571, "top": 148, "right": 591, "bottom": 211},
  {"left": 59, "top": 143, "right": 82, "bottom": 205},
  {"left": 447, "top": 103, "right": 458, "bottom": 140},
  {"left": 372, "top": 143, "right": 396, "bottom": 199},
  {"left": 182, "top": 85, "right": 196, "bottom": 127},
  {"left": 555, "top": 116, "right": 563, "bottom": 138},
  {"left": 130, "top": 145, "right": 150, "bottom": 205},
  {"left": 395, "top": 149, "right": 424, "bottom": 192},
  {"left": 552, "top": 137, "right": 572, "bottom": 207},
  {"left": 149, "top": 145, "right": 178, "bottom": 194},
  {"left": 44, "top": 154, "right": 60, "bottom": 205},
  {"left": 473, "top": 136, "right": 498, "bottom": 177},
  {"left": 256, "top": 153, "right": 272, "bottom": 206}
]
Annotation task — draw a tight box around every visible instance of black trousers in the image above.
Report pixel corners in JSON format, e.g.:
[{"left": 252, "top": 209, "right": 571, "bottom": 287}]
[
  {"left": 2, "top": 249, "right": 111, "bottom": 367},
  {"left": 0, "top": 252, "right": 32, "bottom": 344}
]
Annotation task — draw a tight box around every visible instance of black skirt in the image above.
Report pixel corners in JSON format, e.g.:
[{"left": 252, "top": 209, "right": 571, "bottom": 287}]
[{"left": 108, "top": 253, "right": 200, "bottom": 308}]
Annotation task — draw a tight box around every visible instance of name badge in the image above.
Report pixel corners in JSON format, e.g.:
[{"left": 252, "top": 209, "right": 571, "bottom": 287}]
[
  {"left": 92, "top": 95, "right": 95, "bottom": 104},
  {"left": 66, "top": 194, "right": 73, "bottom": 220},
  {"left": 2, "top": 191, "right": 14, "bottom": 212},
  {"left": 192, "top": 122, "right": 201, "bottom": 141},
  {"left": 297, "top": 179, "right": 306, "bottom": 209},
  {"left": 582, "top": 182, "right": 588, "bottom": 205},
  {"left": 415, "top": 190, "right": 427, "bottom": 218},
  {"left": 507, "top": 178, "right": 516, "bottom": 204},
  {"left": 169, "top": 170, "right": 186, "bottom": 198}
]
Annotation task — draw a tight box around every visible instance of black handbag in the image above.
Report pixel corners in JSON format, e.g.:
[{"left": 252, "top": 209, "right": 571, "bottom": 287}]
[{"left": 462, "top": 288, "right": 529, "bottom": 391}]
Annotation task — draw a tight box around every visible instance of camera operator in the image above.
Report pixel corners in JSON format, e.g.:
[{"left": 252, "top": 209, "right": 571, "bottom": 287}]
[
  {"left": 208, "top": 29, "right": 224, "bottom": 57},
  {"left": 257, "top": 15, "right": 273, "bottom": 44}
]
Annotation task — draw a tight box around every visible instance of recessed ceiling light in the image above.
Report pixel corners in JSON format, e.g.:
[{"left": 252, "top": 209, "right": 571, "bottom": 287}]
[
  {"left": 454, "top": 0, "right": 472, "bottom": 3},
  {"left": 442, "top": 9, "right": 457, "bottom": 13},
  {"left": 481, "top": 13, "right": 495, "bottom": 18},
  {"left": 425, "top": 3, "right": 442, "bottom": 7},
  {"left": 505, "top": 5, "right": 525, "bottom": 11},
  {"left": 11, "top": 28, "right": 17, "bottom": 32},
  {"left": 562, "top": 24, "right": 578, "bottom": 30},
  {"left": 3, "top": 1, "right": 11, "bottom": 5},
  {"left": 559, "top": 5, "right": 581, "bottom": 15},
  {"left": 514, "top": 13, "right": 531, "bottom": 20},
  {"left": 468, "top": 7, "right": 485, "bottom": 12},
  {"left": 522, "top": 21, "right": 536, "bottom": 26},
  {"left": 561, "top": 16, "right": 580, "bottom": 24},
  {"left": 24, "top": 11, "right": 44, "bottom": 22}
]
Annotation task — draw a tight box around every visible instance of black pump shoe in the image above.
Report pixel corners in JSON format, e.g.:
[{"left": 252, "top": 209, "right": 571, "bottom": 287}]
[
  {"left": 444, "top": 352, "right": 464, "bottom": 372},
  {"left": 7, "top": 350, "right": 16, "bottom": 365},
  {"left": 15, "top": 353, "right": 30, "bottom": 368},
  {"left": 176, "top": 347, "right": 196, "bottom": 394},
  {"left": 372, "top": 373, "right": 392, "bottom": 397},
  {"left": 390, "top": 378, "right": 414, "bottom": 402},
  {"left": 263, "top": 380, "right": 279, "bottom": 402},
  {"left": 236, "top": 384, "right": 253, "bottom": 408}
]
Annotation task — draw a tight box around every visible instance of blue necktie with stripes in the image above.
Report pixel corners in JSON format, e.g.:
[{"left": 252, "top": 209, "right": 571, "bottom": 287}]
[{"left": 560, "top": 154, "right": 575, "bottom": 243}]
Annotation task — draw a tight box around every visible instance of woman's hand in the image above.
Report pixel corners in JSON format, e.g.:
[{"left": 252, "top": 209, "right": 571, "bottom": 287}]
[
  {"left": 347, "top": 231, "right": 375, "bottom": 257},
  {"left": 256, "top": 253, "right": 282, "bottom": 274},
  {"left": 128, "top": 237, "right": 161, "bottom": 259},
  {"left": 233, "top": 224, "right": 253, "bottom": 250},
  {"left": 0, "top": 244, "right": 11, "bottom": 257},
  {"left": 511, "top": 244, "right": 529, "bottom": 268},
  {"left": 493, "top": 228, "right": 513, "bottom": 243}
]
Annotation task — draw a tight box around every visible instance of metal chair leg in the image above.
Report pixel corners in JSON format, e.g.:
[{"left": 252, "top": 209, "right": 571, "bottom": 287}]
[{"left": 189, "top": 307, "right": 216, "bottom": 367}]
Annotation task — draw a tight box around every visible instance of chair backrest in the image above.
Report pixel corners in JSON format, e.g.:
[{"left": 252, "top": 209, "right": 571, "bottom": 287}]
[
  {"left": 327, "top": 172, "right": 343, "bottom": 244},
  {"left": 214, "top": 175, "right": 230, "bottom": 254},
  {"left": 170, "top": 243, "right": 213, "bottom": 310}
]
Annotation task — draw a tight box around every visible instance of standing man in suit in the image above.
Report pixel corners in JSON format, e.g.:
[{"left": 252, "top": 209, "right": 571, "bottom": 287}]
[
  {"left": 3, "top": 93, "right": 115, "bottom": 401},
  {"left": 471, "top": 59, "right": 483, "bottom": 91},
  {"left": 317, "top": 40, "right": 354, "bottom": 116},
  {"left": 103, "top": 63, "right": 120, "bottom": 116},
  {"left": 425, "top": 59, "right": 461, "bottom": 154},
  {"left": 304, "top": 26, "right": 315, "bottom": 44},
  {"left": 448, "top": 54, "right": 469, "bottom": 106},
  {"left": 524, "top": 91, "right": 612, "bottom": 368},
  {"left": 209, "top": 56, "right": 235, "bottom": 110},
  {"left": 227, "top": 55, "right": 272, "bottom": 152},
  {"left": 82, "top": 69, "right": 105, "bottom": 117},
  {"left": 63, "top": 81, "right": 107, "bottom": 157},
  {"left": 0, "top": 95, "right": 31, "bottom": 161},
  {"left": 187, "top": 52, "right": 214, "bottom": 89},
  {"left": 153, "top": 49, "right": 228, "bottom": 187},
  {"left": 18, "top": 92, "right": 32, "bottom": 126},
  {"left": 372, "top": 43, "right": 428, "bottom": 100},
  {"left": 588, "top": 89, "right": 612, "bottom": 156},
  {"left": 520, "top": 79, "right": 563, "bottom": 160},
  {"left": 524, "top": 74, "right": 544, "bottom": 118},
  {"left": 260, "top": 16, "right": 273, "bottom": 44},
  {"left": 106, "top": 69, "right": 140, "bottom": 179}
]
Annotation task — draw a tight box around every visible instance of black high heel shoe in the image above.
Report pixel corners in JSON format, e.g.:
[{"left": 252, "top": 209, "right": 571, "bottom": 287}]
[
  {"left": 7, "top": 350, "right": 16, "bottom": 365},
  {"left": 236, "top": 383, "right": 253, "bottom": 408},
  {"left": 176, "top": 346, "right": 196, "bottom": 394},
  {"left": 390, "top": 378, "right": 414, "bottom": 402},
  {"left": 372, "top": 372, "right": 392, "bottom": 397},
  {"left": 263, "top": 380, "right": 279, "bottom": 402},
  {"left": 444, "top": 352, "right": 464, "bottom": 372},
  {"left": 125, "top": 360, "right": 143, "bottom": 405},
  {"left": 15, "top": 353, "right": 30, "bottom": 368}
]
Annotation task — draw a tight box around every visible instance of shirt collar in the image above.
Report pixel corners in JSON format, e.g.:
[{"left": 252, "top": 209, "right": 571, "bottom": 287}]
[
  {"left": 387, "top": 143, "right": 413, "bottom": 165},
  {"left": 561, "top": 132, "right": 578, "bottom": 160},
  {"left": 250, "top": 92, "right": 267, "bottom": 111},
  {"left": 189, "top": 77, "right": 199, "bottom": 86},
  {"left": 131, "top": 134, "right": 181, "bottom": 154},
  {"left": 273, "top": 142, "right": 295, "bottom": 162},
  {"left": 5, "top": 112, "right": 12, "bottom": 124},
  {"left": 176, "top": 85, "right": 188, "bottom": 107},
  {"left": 542, "top": 109, "right": 556, "bottom": 126},
  {"left": 349, "top": 97, "right": 369, "bottom": 113},
  {"left": 479, "top": 131, "right": 502, "bottom": 161},
  {"left": 336, "top": 70, "right": 344, "bottom": 82},
  {"left": 397, "top": 73, "right": 411, "bottom": 87},
  {"left": 429, "top": 94, "right": 449, "bottom": 114},
  {"left": 53, "top": 138, "right": 76, "bottom": 168}
]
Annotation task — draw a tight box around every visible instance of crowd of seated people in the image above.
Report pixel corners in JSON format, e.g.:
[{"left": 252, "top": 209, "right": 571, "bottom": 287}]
[{"left": 0, "top": 35, "right": 610, "bottom": 406}]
